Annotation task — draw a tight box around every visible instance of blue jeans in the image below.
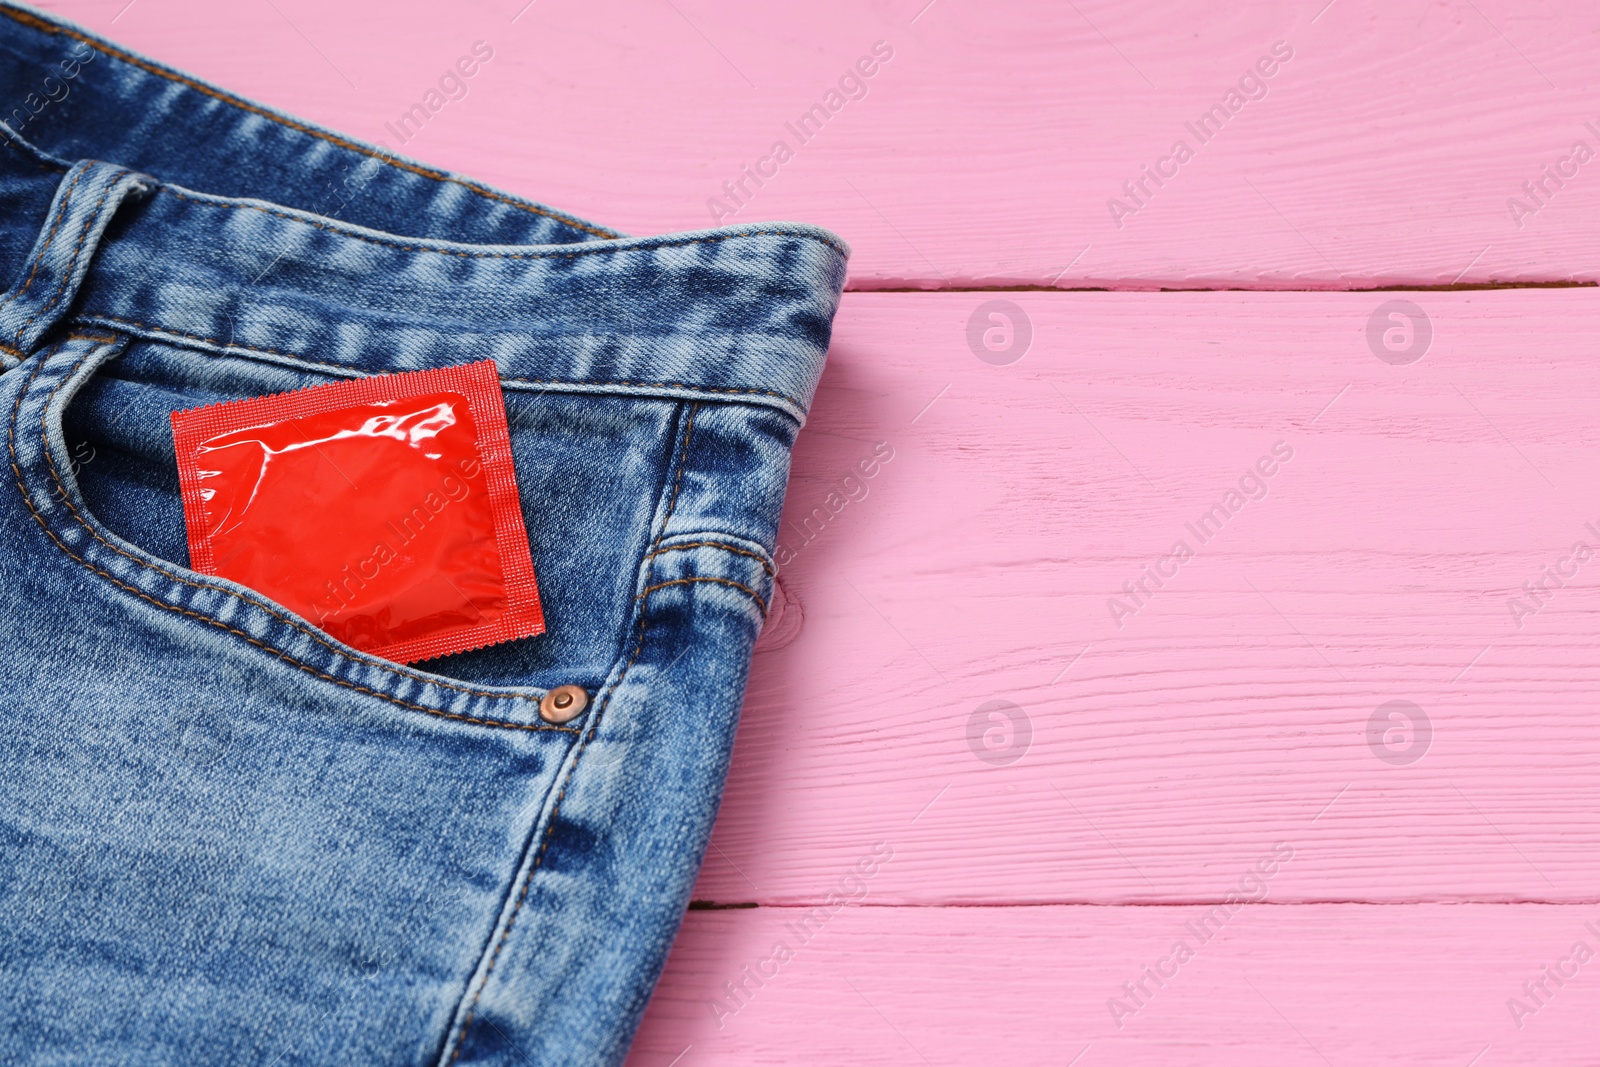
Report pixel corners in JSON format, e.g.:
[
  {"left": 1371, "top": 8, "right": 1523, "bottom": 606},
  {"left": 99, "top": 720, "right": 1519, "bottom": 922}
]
[{"left": 0, "top": 4, "right": 847, "bottom": 1064}]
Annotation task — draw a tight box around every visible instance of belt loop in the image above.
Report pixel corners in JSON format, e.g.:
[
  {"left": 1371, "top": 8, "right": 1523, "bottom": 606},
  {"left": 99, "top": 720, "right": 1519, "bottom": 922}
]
[{"left": 0, "top": 159, "right": 150, "bottom": 357}]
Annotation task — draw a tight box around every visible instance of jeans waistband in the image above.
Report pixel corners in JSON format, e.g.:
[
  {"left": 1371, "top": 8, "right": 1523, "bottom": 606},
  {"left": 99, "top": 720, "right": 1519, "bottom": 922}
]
[
  {"left": 0, "top": 1, "right": 615, "bottom": 246},
  {"left": 0, "top": 132, "right": 847, "bottom": 422},
  {"left": 0, "top": 4, "right": 849, "bottom": 422}
]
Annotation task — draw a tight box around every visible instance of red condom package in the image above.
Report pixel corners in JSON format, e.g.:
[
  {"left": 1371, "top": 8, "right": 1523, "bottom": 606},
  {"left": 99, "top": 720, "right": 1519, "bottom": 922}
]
[{"left": 170, "top": 360, "right": 544, "bottom": 664}]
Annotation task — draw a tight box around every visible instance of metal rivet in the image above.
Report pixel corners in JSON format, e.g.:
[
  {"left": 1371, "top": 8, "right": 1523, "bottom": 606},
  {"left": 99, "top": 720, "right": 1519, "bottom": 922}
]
[{"left": 539, "top": 684, "right": 589, "bottom": 724}]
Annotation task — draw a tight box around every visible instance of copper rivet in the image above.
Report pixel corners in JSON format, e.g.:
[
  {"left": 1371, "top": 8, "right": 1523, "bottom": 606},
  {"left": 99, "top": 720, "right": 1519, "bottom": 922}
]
[{"left": 539, "top": 684, "right": 589, "bottom": 724}]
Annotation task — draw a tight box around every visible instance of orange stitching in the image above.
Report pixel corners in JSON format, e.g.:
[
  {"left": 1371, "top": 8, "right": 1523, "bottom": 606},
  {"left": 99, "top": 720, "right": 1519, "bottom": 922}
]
[
  {"left": 66, "top": 331, "right": 118, "bottom": 344},
  {"left": 646, "top": 540, "right": 775, "bottom": 576},
  {"left": 159, "top": 188, "right": 849, "bottom": 260},
  {"left": 11, "top": 166, "right": 83, "bottom": 300},
  {"left": 0, "top": 5, "right": 620, "bottom": 241},
  {"left": 75, "top": 313, "right": 806, "bottom": 408},
  {"left": 3, "top": 165, "right": 86, "bottom": 342},
  {"left": 22, "top": 344, "right": 572, "bottom": 732},
  {"left": 635, "top": 577, "right": 769, "bottom": 617},
  {"left": 25, "top": 517, "right": 574, "bottom": 734},
  {"left": 19, "top": 168, "right": 128, "bottom": 346},
  {"left": 516, "top": 375, "right": 793, "bottom": 403},
  {"left": 13, "top": 339, "right": 565, "bottom": 721},
  {"left": 447, "top": 404, "right": 700, "bottom": 1062},
  {"left": 658, "top": 407, "right": 698, "bottom": 529},
  {"left": 0, "top": 132, "right": 68, "bottom": 174}
]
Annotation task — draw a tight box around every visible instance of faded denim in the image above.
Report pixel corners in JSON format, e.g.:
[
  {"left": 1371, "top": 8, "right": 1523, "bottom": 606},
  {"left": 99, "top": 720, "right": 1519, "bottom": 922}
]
[{"left": 0, "top": 3, "right": 847, "bottom": 1064}]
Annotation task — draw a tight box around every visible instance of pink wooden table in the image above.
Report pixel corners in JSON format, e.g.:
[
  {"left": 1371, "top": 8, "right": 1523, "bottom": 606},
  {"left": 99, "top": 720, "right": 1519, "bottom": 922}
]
[{"left": 45, "top": 0, "right": 1600, "bottom": 1061}]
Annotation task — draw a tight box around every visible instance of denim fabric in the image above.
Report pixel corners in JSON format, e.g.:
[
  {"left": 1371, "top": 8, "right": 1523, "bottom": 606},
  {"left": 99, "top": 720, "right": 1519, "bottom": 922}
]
[
  {"left": 0, "top": 3, "right": 617, "bottom": 247},
  {"left": 0, "top": 4, "right": 847, "bottom": 1064}
]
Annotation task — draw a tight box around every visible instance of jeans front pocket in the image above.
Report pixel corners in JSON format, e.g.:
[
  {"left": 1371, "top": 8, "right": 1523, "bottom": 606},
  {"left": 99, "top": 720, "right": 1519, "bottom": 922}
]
[{"left": 0, "top": 332, "right": 616, "bottom": 1065}]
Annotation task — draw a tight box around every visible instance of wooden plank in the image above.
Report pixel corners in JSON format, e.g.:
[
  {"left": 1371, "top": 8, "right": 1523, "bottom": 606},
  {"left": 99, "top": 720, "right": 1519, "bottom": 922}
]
[
  {"left": 631, "top": 904, "right": 1600, "bottom": 1065},
  {"left": 31, "top": 7, "right": 1600, "bottom": 1062},
  {"left": 691, "top": 289, "right": 1600, "bottom": 903},
  {"left": 47, "top": 0, "right": 1600, "bottom": 288}
]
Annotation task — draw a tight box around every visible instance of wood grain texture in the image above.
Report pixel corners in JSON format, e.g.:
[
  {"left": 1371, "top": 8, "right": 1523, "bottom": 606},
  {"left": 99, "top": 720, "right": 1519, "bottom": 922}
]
[
  {"left": 31, "top": 4, "right": 1600, "bottom": 1063},
  {"left": 696, "top": 289, "right": 1600, "bottom": 904},
  {"left": 42, "top": 0, "right": 1600, "bottom": 288},
  {"left": 628, "top": 904, "right": 1600, "bottom": 1065}
]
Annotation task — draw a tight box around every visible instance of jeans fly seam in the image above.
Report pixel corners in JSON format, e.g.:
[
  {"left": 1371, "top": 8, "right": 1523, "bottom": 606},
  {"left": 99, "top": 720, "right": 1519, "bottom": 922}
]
[
  {"left": 12, "top": 339, "right": 568, "bottom": 729},
  {"left": 445, "top": 402, "right": 699, "bottom": 1064}
]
